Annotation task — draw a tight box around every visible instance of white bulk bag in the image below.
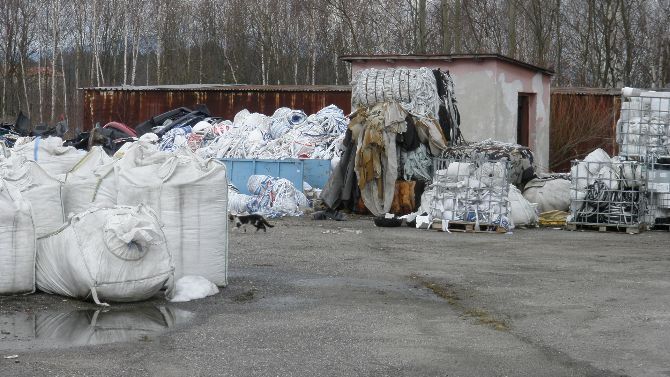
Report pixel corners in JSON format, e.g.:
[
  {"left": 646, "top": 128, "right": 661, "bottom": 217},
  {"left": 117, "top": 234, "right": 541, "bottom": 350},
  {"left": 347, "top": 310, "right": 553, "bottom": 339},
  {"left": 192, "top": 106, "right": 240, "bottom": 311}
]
[
  {"left": 0, "top": 179, "right": 36, "bottom": 295},
  {"left": 508, "top": 184, "right": 538, "bottom": 226},
  {"left": 62, "top": 146, "right": 117, "bottom": 216},
  {"left": 11, "top": 136, "right": 86, "bottom": 176},
  {"left": 0, "top": 159, "right": 65, "bottom": 237},
  {"left": 116, "top": 143, "right": 228, "bottom": 286},
  {"left": 523, "top": 178, "right": 571, "bottom": 213},
  {"left": 36, "top": 205, "right": 174, "bottom": 305}
]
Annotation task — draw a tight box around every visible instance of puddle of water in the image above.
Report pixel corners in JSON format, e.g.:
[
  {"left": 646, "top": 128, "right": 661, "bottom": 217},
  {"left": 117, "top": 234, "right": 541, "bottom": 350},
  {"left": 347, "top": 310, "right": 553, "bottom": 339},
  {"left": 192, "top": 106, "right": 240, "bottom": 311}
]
[{"left": 0, "top": 306, "right": 193, "bottom": 350}]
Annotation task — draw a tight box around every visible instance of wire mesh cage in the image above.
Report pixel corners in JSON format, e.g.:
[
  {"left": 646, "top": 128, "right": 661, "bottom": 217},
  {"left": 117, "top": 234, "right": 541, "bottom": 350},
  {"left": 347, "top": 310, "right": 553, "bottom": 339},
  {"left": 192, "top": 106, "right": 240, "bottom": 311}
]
[
  {"left": 430, "top": 157, "right": 511, "bottom": 226},
  {"left": 646, "top": 157, "right": 670, "bottom": 228},
  {"left": 617, "top": 91, "right": 670, "bottom": 159},
  {"left": 569, "top": 159, "right": 648, "bottom": 227}
]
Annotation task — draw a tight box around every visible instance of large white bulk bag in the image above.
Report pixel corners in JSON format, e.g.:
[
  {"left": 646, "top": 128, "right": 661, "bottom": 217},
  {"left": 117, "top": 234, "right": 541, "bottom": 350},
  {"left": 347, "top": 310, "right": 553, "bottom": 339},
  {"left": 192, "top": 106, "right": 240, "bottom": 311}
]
[
  {"left": 11, "top": 136, "right": 86, "bottom": 176},
  {"left": 0, "top": 179, "right": 36, "bottom": 295},
  {"left": 62, "top": 146, "right": 117, "bottom": 217},
  {"left": 116, "top": 143, "right": 228, "bottom": 286},
  {"left": 36, "top": 205, "right": 174, "bottom": 305},
  {"left": 0, "top": 159, "right": 65, "bottom": 237},
  {"left": 523, "top": 178, "right": 571, "bottom": 213}
]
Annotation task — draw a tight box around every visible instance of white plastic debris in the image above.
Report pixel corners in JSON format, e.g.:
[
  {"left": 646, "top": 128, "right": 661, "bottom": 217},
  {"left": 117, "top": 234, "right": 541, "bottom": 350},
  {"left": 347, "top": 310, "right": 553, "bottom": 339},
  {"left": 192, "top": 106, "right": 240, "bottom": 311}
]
[{"left": 169, "top": 275, "right": 219, "bottom": 302}]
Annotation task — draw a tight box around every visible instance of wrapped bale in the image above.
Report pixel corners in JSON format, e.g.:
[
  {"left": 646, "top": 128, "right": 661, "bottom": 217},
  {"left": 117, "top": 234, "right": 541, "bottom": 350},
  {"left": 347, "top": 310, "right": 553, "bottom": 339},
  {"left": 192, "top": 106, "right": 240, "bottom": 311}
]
[
  {"left": 36, "top": 205, "right": 173, "bottom": 304},
  {"left": 62, "top": 146, "right": 117, "bottom": 217},
  {"left": 0, "top": 179, "right": 36, "bottom": 295},
  {"left": 116, "top": 142, "right": 228, "bottom": 286}
]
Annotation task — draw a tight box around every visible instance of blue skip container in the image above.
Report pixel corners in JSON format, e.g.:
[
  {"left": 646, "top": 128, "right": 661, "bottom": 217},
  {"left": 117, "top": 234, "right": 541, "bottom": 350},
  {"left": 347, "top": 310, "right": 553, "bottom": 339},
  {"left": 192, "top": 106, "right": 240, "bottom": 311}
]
[{"left": 220, "top": 158, "right": 331, "bottom": 195}]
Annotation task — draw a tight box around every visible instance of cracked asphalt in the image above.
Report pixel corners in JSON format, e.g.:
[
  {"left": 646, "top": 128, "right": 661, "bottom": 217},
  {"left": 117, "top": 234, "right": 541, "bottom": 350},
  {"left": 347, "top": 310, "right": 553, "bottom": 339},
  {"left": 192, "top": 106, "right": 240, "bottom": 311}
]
[{"left": 1, "top": 215, "right": 669, "bottom": 376}]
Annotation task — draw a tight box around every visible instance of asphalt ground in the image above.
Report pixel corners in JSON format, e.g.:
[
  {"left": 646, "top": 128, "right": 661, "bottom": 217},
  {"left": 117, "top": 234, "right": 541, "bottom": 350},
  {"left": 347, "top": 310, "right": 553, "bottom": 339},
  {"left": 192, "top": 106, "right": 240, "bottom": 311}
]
[{"left": 1, "top": 216, "right": 669, "bottom": 376}]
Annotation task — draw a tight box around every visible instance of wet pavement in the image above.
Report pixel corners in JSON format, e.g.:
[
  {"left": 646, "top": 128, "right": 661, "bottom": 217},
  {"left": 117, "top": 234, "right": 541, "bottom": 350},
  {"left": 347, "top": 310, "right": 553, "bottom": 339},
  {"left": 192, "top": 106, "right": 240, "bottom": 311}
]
[{"left": 1, "top": 215, "right": 669, "bottom": 376}]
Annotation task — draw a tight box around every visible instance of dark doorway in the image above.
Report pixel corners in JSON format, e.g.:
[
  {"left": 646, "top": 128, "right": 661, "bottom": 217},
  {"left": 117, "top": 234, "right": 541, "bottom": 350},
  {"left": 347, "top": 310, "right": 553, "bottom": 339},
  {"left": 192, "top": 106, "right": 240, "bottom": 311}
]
[{"left": 517, "top": 94, "right": 530, "bottom": 147}]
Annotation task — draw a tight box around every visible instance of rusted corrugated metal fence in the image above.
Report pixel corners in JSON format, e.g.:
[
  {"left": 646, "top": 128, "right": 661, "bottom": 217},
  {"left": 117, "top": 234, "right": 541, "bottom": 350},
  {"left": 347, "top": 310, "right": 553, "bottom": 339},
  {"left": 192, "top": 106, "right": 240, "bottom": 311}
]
[
  {"left": 550, "top": 88, "right": 621, "bottom": 172},
  {"left": 80, "top": 85, "right": 352, "bottom": 130}
]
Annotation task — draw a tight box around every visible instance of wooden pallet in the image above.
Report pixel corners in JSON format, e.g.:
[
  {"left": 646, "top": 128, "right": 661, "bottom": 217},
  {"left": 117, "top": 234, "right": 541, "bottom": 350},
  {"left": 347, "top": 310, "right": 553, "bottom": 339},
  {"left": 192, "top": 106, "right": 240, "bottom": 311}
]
[
  {"left": 650, "top": 223, "right": 670, "bottom": 231},
  {"left": 565, "top": 222, "right": 647, "bottom": 234},
  {"left": 430, "top": 220, "right": 507, "bottom": 234}
]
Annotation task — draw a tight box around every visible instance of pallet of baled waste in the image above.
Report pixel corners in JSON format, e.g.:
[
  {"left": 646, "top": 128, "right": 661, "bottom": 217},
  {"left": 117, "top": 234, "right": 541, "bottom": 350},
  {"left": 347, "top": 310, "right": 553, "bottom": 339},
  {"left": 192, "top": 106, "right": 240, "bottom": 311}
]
[
  {"left": 403, "top": 156, "right": 537, "bottom": 234},
  {"left": 437, "top": 139, "right": 537, "bottom": 189},
  {"left": 567, "top": 148, "right": 648, "bottom": 234},
  {"left": 36, "top": 205, "right": 174, "bottom": 305},
  {"left": 617, "top": 87, "right": 670, "bottom": 158}
]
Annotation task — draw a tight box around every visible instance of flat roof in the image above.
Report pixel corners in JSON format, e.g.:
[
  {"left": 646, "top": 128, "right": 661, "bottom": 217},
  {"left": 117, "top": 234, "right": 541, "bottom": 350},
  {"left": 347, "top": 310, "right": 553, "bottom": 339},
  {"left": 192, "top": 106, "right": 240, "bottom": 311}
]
[
  {"left": 79, "top": 84, "right": 352, "bottom": 92},
  {"left": 339, "top": 53, "right": 554, "bottom": 76},
  {"left": 551, "top": 87, "right": 621, "bottom": 95}
]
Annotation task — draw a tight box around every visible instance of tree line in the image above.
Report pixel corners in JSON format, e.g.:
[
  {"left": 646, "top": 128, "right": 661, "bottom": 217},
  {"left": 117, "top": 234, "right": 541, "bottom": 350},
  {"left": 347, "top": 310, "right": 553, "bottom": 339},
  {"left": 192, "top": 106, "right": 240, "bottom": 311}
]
[{"left": 1, "top": 0, "right": 669, "bottom": 130}]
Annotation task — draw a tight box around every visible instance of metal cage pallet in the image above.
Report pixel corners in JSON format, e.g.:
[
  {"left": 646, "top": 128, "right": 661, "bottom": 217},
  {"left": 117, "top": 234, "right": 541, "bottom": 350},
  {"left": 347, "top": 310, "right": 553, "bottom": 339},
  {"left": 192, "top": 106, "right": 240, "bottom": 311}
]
[
  {"left": 429, "top": 156, "right": 511, "bottom": 228},
  {"left": 428, "top": 220, "right": 508, "bottom": 233},
  {"left": 568, "top": 159, "right": 649, "bottom": 231},
  {"left": 617, "top": 91, "right": 670, "bottom": 160}
]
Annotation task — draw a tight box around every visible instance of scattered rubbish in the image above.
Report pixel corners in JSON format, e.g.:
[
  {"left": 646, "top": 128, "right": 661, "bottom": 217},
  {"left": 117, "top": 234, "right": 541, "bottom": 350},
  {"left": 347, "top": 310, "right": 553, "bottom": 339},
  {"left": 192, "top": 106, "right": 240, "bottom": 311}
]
[
  {"left": 312, "top": 209, "right": 347, "bottom": 221},
  {"left": 373, "top": 214, "right": 403, "bottom": 227},
  {"left": 36, "top": 205, "right": 174, "bottom": 305},
  {"left": 4, "top": 355, "right": 18, "bottom": 359},
  {"left": 170, "top": 276, "right": 219, "bottom": 303}
]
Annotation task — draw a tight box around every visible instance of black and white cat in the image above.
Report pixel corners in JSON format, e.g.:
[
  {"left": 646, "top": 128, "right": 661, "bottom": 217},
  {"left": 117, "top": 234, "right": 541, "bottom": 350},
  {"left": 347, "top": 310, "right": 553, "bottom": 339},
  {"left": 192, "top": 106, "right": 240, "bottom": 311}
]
[{"left": 229, "top": 213, "right": 274, "bottom": 232}]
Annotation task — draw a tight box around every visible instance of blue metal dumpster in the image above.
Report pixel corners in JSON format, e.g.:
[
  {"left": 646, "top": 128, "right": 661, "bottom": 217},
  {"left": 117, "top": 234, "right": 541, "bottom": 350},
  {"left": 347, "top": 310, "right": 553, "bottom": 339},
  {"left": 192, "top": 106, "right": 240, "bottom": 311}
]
[{"left": 220, "top": 159, "right": 331, "bottom": 195}]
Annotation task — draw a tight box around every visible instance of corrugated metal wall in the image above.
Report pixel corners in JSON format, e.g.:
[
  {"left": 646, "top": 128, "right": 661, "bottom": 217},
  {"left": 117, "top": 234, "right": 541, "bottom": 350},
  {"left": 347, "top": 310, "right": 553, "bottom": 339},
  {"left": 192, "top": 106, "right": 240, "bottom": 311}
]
[
  {"left": 550, "top": 89, "right": 621, "bottom": 172},
  {"left": 81, "top": 85, "right": 352, "bottom": 130}
]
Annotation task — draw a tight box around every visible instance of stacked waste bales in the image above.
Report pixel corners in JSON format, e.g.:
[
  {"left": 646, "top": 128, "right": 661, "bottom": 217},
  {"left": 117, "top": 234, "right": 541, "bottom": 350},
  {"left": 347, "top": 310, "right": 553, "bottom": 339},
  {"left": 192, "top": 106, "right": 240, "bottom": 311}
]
[
  {"left": 322, "top": 67, "right": 461, "bottom": 216},
  {"left": 568, "top": 88, "right": 670, "bottom": 232}
]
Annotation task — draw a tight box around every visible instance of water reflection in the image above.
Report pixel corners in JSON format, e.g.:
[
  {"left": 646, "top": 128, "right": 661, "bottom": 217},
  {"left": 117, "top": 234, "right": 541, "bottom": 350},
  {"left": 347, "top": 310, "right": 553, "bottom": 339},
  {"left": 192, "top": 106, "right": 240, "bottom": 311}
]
[{"left": 0, "top": 306, "right": 193, "bottom": 348}]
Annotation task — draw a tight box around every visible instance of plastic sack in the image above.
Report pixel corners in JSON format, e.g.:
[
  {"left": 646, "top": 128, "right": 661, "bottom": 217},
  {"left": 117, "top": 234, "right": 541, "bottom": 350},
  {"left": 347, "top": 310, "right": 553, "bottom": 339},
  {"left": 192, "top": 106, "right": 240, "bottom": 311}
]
[
  {"left": 508, "top": 184, "right": 538, "bottom": 226},
  {"left": 36, "top": 205, "right": 174, "bottom": 305},
  {"left": 0, "top": 179, "right": 36, "bottom": 295},
  {"left": 115, "top": 143, "right": 228, "bottom": 286},
  {"left": 62, "top": 146, "right": 117, "bottom": 217},
  {"left": 523, "top": 178, "right": 571, "bottom": 213},
  {"left": 0, "top": 159, "right": 65, "bottom": 236},
  {"left": 11, "top": 136, "right": 86, "bottom": 176}
]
